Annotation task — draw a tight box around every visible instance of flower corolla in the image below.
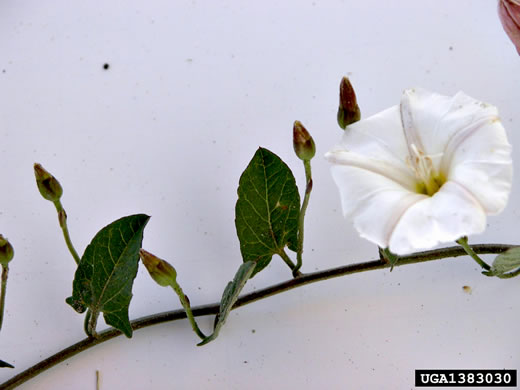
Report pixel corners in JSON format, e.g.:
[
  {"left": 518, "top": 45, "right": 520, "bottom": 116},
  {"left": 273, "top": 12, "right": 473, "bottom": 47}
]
[{"left": 325, "top": 88, "right": 512, "bottom": 255}]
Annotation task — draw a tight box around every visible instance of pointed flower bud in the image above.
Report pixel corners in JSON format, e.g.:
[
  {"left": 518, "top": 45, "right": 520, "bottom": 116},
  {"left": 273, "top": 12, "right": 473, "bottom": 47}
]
[
  {"left": 0, "top": 235, "right": 14, "bottom": 267},
  {"left": 337, "top": 76, "right": 361, "bottom": 129},
  {"left": 34, "top": 163, "right": 63, "bottom": 202},
  {"left": 498, "top": 0, "right": 520, "bottom": 55},
  {"left": 293, "top": 121, "right": 316, "bottom": 161},
  {"left": 139, "top": 249, "right": 177, "bottom": 287}
]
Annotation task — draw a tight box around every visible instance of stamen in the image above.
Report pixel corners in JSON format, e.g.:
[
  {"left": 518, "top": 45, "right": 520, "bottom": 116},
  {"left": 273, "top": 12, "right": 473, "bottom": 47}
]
[
  {"left": 400, "top": 90, "right": 444, "bottom": 196},
  {"left": 408, "top": 143, "right": 441, "bottom": 196}
]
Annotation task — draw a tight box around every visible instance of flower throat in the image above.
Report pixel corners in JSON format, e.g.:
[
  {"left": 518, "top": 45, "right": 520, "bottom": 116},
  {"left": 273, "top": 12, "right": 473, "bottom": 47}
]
[{"left": 408, "top": 143, "right": 445, "bottom": 196}]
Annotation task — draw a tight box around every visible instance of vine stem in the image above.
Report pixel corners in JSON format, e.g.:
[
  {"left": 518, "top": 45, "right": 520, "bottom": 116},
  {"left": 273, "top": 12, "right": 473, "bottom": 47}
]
[{"left": 0, "top": 243, "right": 514, "bottom": 389}]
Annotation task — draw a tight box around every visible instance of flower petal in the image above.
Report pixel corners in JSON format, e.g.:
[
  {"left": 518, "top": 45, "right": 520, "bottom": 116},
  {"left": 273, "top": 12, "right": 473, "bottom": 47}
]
[
  {"left": 388, "top": 181, "right": 487, "bottom": 255},
  {"left": 399, "top": 88, "right": 456, "bottom": 157},
  {"left": 400, "top": 90, "right": 499, "bottom": 167},
  {"left": 400, "top": 89, "right": 451, "bottom": 194},
  {"left": 326, "top": 105, "right": 417, "bottom": 190},
  {"left": 329, "top": 163, "right": 425, "bottom": 248},
  {"left": 327, "top": 88, "right": 512, "bottom": 254},
  {"left": 443, "top": 117, "right": 512, "bottom": 214}
]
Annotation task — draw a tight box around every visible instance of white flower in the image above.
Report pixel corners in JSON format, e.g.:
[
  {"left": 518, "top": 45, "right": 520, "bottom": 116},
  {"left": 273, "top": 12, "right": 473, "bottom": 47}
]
[{"left": 325, "top": 88, "right": 513, "bottom": 255}]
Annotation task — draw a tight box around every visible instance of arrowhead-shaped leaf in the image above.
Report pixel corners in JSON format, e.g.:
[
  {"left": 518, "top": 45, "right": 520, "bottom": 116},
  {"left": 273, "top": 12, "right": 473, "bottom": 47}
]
[
  {"left": 198, "top": 261, "right": 255, "bottom": 346},
  {"left": 491, "top": 247, "right": 520, "bottom": 276},
  {"left": 0, "top": 359, "right": 14, "bottom": 368},
  {"left": 66, "top": 214, "right": 150, "bottom": 338},
  {"left": 235, "top": 148, "right": 300, "bottom": 276}
]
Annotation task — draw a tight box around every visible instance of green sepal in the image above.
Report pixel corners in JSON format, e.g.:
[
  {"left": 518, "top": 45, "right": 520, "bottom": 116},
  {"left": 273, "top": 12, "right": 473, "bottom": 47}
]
[
  {"left": 0, "top": 235, "right": 14, "bottom": 267},
  {"left": 380, "top": 247, "right": 399, "bottom": 271},
  {"left": 33, "top": 163, "right": 63, "bottom": 202}
]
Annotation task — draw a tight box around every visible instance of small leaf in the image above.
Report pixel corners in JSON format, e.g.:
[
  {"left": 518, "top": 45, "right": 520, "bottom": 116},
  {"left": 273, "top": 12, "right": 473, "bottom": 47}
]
[
  {"left": 66, "top": 214, "right": 150, "bottom": 338},
  {"left": 490, "top": 247, "right": 520, "bottom": 276},
  {"left": 198, "top": 261, "right": 255, "bottom": 346},
  {"left": 235, "top": 148, "right": 300, "bottom": 276},
  {"left": 0, "top": 359, "right": 14, "bottom": 368}
]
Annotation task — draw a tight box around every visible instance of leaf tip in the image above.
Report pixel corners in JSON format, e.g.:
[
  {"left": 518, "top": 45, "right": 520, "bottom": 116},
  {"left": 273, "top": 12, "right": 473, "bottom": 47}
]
[
  {"left": 66, "top": 296, "right": 87, "bottom": 313},
  {"left": 197, "top": 336, "right": 214, "bottom": 347},
  {"left": 0, "top": 359, "right": 14, "bottom": 369}
]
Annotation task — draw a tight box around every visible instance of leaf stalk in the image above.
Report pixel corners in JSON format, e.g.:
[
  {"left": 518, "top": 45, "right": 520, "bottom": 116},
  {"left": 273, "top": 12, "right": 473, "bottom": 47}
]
[
  {"left": 54, "top": 200, "right": 81, "bottom": 265},
  {"left": 168, "top": 282, "right": 207, "bottom": 340},
  {"left": 293, "top": 160, "right": 312, "bottom": 277},
  {"left": 0, "top": 265, "right": 9, "bottom": 331},
  {"left": 456, "top": 237, "right": 491, "bottom": 270}
]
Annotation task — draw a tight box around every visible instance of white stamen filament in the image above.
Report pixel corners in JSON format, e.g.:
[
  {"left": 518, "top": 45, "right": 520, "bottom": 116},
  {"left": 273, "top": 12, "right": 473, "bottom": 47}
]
[{"left": 408, "top": 143, "right": 440, "bottom": 195}]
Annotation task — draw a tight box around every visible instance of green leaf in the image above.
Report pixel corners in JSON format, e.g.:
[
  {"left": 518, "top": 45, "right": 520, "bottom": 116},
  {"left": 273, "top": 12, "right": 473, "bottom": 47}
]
[
  {"left": 198, "top": 261, "right": 255, "bottom": 346},
  {"left": 235, "top": 148, "right": 300, "bottom": 276},
  {"left": 66, "top": 214, "right": 150, "bottom": 338},
  {"left": 0, "top": 359, "right": 14, "bottom": 368},
  {"left": 490, "top": 248, "right": 520, "bottom": 276}
]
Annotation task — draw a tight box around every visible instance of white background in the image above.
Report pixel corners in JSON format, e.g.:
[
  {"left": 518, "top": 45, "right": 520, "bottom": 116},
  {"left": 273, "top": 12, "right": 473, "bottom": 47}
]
[{"left": 0, "top": 1, "right": 519, "bottom": 389}]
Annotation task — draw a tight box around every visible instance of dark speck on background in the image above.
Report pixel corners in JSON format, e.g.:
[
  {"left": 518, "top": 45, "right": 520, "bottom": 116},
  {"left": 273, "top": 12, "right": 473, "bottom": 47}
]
[{"left": 103, "top": 63, "right": 110, "bottom": 70}]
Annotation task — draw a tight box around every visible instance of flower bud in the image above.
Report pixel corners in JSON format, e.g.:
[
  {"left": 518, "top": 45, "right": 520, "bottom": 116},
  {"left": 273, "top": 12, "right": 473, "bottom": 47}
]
[
  {"left": 139, "top": 249, "right": 177, "bottom": 287},
  {"left": 337, "top": 76, "right": 361, "bottom": 129},
  {"left": 34, "top": 163, "right": 63, "bottom": 202},
  {"left": 0, "top": 235, "right": 14, "bottom": 267},
  {"left": 498, "top": 0, "right": 520, "bottom": 55},
  {"left": 293, "top": 121, "right": 316, "bottom": 161}
]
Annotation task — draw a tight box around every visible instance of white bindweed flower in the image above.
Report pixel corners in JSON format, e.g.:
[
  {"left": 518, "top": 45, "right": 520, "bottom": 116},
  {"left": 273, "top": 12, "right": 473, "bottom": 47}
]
[{"left": 325, "top": 88, "right": 513, "bottom": 255}]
